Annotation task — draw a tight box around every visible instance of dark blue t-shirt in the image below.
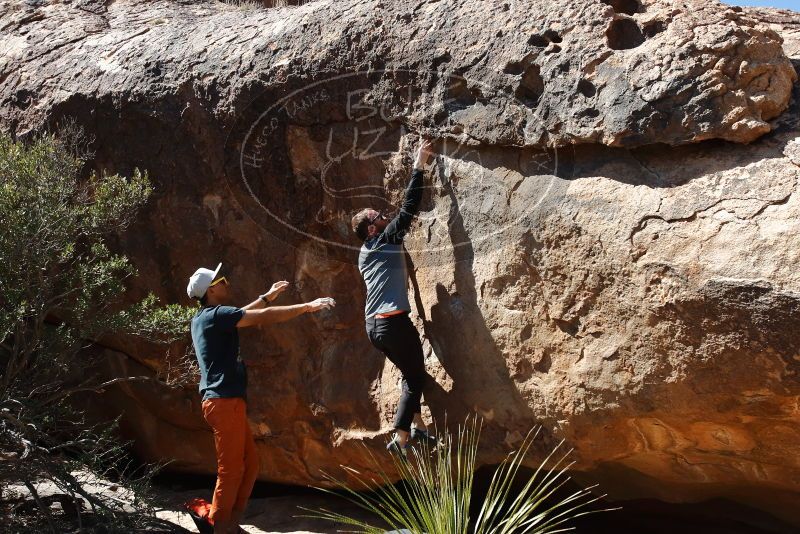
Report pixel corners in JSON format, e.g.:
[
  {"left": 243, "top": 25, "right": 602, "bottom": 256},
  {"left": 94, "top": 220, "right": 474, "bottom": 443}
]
[{"left": 190, "top": 305, "right": 246, "bottom": 401}]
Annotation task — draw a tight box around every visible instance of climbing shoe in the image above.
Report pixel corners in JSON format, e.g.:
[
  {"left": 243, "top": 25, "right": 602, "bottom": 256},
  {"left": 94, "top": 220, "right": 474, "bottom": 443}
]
[
  {"left": 185, "top": 498, "right": 213, "bottom": 534},
  {"left": 410, "top": 427, "right": 439, "bottom": 448},
  {"left": 386, "top": 436, "right": 408, "bottom": 459}
]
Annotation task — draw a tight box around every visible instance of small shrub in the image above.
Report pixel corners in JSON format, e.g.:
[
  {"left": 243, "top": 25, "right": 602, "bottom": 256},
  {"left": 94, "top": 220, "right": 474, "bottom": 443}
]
[
  {"left": 306, "top": 417, "right": 615, "bottom": 533},
  {"left": 0, "top": 126, "right": 193, "bottom": 530}
]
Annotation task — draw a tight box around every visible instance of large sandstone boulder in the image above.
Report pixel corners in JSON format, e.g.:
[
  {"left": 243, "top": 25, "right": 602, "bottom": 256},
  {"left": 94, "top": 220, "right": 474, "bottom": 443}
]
[{"left": 1, "top": 0, "right": 799, "bottom": 524}]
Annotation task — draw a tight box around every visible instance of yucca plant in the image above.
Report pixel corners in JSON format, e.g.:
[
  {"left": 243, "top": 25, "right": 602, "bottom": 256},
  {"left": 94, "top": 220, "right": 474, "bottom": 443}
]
[{"left": 304, "top": 417, "right": 614, "bottom": 533}]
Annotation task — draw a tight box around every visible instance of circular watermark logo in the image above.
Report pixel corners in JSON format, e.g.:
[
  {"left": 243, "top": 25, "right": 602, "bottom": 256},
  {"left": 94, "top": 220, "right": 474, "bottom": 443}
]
[{"left": 226, "top": 69, "right": 564, "bottom": 265}]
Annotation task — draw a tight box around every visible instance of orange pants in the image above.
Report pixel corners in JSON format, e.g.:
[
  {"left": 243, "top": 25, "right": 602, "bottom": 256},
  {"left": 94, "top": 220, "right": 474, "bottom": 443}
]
[{"left": 201, "top": 397, "right": 259, "bottom": 523}]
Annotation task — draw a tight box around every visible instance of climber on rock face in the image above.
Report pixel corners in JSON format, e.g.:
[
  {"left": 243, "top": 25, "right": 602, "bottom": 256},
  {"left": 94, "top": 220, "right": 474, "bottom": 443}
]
[
  {"left": 186, "top": 267, "right": 334, "bottom": 534},
  {"left": 350, "top": 137, "right": 438, "bottom": 456}
]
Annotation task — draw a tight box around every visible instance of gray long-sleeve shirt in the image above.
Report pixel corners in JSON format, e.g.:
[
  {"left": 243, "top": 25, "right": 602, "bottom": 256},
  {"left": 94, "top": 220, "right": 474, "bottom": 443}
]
[{"left": 358, "top": 168, "right": 424, "bottom": 318}]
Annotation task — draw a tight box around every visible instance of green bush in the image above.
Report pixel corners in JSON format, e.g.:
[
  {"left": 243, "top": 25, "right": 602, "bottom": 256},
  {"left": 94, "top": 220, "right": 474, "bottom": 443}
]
[{"left": 0, "top": 127, "right": 193, "bottom": 530}]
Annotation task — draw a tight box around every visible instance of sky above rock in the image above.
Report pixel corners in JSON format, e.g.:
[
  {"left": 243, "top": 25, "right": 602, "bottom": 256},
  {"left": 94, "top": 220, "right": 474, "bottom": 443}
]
[{"left": 724, "top": 0, "right": 798, "bottom": 9}]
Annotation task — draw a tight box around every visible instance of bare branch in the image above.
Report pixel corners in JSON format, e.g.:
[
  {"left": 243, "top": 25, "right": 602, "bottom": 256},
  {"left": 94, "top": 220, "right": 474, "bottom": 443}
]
[{"left": 24, "top": 479, "right": 58, "bottom": 534}]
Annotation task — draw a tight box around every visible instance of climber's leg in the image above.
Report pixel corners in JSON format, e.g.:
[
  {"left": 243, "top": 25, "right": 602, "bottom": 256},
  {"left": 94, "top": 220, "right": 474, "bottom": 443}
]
[{"left": 367, "top": 312, "right": 427, "bottom": 447}]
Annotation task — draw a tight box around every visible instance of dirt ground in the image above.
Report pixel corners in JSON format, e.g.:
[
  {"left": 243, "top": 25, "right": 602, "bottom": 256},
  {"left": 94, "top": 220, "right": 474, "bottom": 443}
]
[
  {"left": 152, "top": 481, "right": 383, "bottom": 534},
  {"left": 5, "top": 472, "right": 797, "bottom": 533}
]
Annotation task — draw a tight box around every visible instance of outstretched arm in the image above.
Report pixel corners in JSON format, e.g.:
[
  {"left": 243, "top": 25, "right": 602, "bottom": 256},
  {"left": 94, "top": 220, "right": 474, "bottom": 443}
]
[
  {"left": 236, "top": 297, "right": 335, "bottom": 328},
  {"left": 241, "top": 280, "right": 290, "bottom": 311},
  {"left": 382, "top": 139, "right": 435, "bottom": 244}
]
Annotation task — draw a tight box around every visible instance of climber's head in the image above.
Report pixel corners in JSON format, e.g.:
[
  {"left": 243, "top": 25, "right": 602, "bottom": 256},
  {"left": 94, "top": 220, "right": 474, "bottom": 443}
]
[{"left": 351, "top": 208, "right": 388, "bottom": 241}]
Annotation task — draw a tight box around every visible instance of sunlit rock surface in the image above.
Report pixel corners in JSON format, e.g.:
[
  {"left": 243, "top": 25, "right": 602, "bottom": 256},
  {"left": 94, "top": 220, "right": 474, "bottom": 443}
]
[{"left": 1, "top": 0, "right": 798, "bottom": 524}]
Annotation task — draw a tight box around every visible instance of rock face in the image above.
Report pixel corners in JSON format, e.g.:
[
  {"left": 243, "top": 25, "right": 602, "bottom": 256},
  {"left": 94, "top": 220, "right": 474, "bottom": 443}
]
[{"left": 1, "top": 0, "right": 799, "bottom": 524}]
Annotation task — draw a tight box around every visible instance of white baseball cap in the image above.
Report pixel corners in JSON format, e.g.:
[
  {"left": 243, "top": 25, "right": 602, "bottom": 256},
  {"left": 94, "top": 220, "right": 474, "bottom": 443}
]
[{"left": 186, "top": 262, "right": 223, "bottom": 299}]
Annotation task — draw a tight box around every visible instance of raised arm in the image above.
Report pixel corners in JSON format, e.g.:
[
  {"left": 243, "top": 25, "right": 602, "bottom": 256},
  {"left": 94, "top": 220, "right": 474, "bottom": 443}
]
[
  {"left": 241, "top": 280, "right": 289, "bottom": 311},
  {"left": 236, "top": 297, "right": 335, "bottom": 328},
  {"left": 382, "top": 139, "right": 435, "bottom": 244}
]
